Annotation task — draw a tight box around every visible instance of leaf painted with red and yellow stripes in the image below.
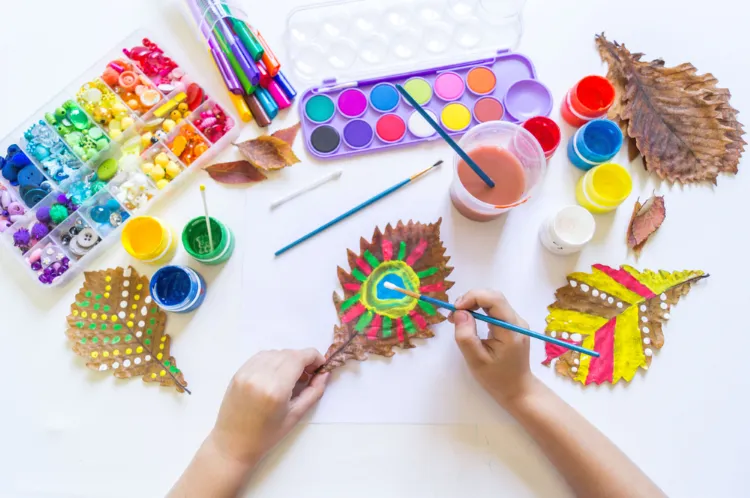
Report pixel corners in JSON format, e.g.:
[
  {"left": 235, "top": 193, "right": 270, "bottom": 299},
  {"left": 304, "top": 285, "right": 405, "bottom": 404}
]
[{"left": 545, "top": 265, "right": 707, "bottom": 386}]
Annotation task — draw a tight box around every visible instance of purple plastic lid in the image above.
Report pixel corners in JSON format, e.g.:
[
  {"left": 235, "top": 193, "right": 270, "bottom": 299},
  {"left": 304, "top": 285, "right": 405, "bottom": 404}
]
[{"left": 503, "top": 79, "right": 553, "bottom": 122}]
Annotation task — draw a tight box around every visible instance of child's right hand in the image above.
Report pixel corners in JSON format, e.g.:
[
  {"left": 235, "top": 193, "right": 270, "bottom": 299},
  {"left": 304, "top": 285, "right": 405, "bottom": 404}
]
[{"left": 452, "top": 289, "right": 536, "bottom": 409}]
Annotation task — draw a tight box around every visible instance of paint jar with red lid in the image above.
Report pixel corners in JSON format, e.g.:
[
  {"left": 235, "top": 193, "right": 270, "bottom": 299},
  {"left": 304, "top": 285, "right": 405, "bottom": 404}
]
[
  {"left": 522, "top": 116, "right": 561, "bottom": 160},
  {"left": 560, "top": 76, "right": 616, "bottom": 127}
]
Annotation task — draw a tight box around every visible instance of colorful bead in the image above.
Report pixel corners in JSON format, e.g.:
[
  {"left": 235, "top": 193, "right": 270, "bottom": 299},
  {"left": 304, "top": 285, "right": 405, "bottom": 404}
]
[
  {"left": 103, "top": 59, "right": 161, "bottom": 116},
  {"left": 45, "top": 100, "right": 110, "bottom": 163},
  {"left": 193, "top": 104, "right": 233, "bottom": 143},
  {"left": 168, "top": 125, "right": 208, "bottom": 165},
  {"left": 165, "top": 161, "right": 181, "bottom": 179},
  {"left": 124, "top": 38, "right": 182, "bottom": 87}
]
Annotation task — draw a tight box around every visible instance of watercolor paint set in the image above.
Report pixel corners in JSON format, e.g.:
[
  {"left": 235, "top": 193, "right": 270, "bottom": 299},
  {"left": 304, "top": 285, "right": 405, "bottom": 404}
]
[
  {"left": 0, "top": 31, "right": 238, "bottom": 289},
  {"left": 298, "top": 53, "right": 551, "bottom": 159},
  {"left": 285, "top": 0, "right": 548, "bottom": 159}
]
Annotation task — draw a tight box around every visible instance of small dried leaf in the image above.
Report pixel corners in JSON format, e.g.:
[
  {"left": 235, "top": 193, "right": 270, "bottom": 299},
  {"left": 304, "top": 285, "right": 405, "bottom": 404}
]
[
  {"left": 596, "top": 33, "right": 745, "bottom": 184},
  {"left": 235, "top": 136, "right": 300, "bottom": 171},
  {"left": 543, "top": 265, "right": 707, "bottom": 386},
  {"left": 271, "top": 122, "right": 302, "bottom": 146},
  {"left": 627, "top": 195, "right": 666, "bottom": 256},
  {"left": 205, "top": 160, "right": 267, "bottom": 184},
  {"left": 319, "top": 219, "right": 454, "bottom": 373}
]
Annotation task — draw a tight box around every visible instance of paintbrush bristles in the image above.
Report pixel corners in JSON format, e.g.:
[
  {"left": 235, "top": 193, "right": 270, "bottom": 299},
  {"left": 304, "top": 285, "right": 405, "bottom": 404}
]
[{"left": 383, "top": 282, "right": 420, "bottom": 299}]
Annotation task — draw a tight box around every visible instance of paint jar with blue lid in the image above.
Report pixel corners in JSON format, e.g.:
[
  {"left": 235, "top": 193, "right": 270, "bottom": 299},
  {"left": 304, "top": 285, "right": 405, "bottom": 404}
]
[
  {"left": 567, "top": 119, "right": 623, "bottom": 170},
  {"left": 150, "top": 265, "right": 206, "bottom": 313}
]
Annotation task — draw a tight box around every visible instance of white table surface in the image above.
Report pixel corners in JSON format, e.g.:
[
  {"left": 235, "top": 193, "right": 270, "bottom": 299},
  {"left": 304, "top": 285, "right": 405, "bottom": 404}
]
[{"left": 1, "top": 0, "right": 748, "bottom": 496}]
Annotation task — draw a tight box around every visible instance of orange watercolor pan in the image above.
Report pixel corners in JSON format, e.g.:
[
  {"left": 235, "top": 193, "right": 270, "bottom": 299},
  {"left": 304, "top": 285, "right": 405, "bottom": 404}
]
[{"left": 466, "top": 66, "right": 497, "bottom": 95}]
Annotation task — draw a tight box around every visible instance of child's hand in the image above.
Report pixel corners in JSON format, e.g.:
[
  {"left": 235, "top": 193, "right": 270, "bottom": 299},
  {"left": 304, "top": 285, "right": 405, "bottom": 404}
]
[
  {"left": 452, "top": 289, "right": 535, "bottom": 408},
  {"left": 209, "top": 349, "right": 330, "bottom": 467}
]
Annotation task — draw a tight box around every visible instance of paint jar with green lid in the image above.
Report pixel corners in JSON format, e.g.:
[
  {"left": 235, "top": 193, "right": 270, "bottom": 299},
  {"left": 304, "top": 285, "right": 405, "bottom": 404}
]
[{"left": 181, "top": 217, "right": 235, "bottom": 265}]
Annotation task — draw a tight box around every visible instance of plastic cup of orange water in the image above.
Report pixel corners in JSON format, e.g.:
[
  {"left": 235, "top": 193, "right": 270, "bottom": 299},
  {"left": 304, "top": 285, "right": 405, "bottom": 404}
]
[{"left": 450, "top": 121, "right": 548, "bottom": 222}]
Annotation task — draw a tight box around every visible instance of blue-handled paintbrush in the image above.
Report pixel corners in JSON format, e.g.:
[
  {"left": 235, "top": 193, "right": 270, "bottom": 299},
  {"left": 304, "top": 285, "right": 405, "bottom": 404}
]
[
  {"left": 275, "top": 160, "right": 442, "bottom": 257},
  {"left": 395, "top": 84, "right": 495, "bottom": 189},
  {"left": 383, "top": 282, "right": 599, "bottom": 357}
]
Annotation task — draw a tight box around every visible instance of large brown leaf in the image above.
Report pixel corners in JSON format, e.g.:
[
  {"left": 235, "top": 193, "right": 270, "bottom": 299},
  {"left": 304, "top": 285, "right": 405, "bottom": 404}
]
[
  {"left": 596, "top": 34, "right": 745, "bottom": 184},
  {"left": 65, "top": 267, "right": 189, "bottom": 393},
  {"left": 319, "top": 219, "right": 454, "bottom": 373}
]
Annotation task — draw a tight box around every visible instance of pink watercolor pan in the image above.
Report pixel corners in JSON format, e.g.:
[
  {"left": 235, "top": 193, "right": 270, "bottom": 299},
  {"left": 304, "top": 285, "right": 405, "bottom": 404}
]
[
  {"left": 434, "top": 71, "right": 465, "bottom": 101},
  {"left": 337, "top": 88, "right": 368, "bottom": 118}
]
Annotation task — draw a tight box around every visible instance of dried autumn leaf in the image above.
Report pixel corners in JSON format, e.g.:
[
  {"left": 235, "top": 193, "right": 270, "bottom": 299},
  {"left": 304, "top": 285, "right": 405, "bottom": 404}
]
[
  {"left": 65, "top": 267, "right": 189, "bottom": 394},
  {"left": 234, "top": 122, "right": 302, "bottom": 172},
  {"left": 319, "top": 219, "right": 454, "bottom": 372},
  {"left": 627, "top": 195, "right": 666, "bottom": 256},
  {"left": 205, "top": 160, "right": 267, "bottom": 184},
  {"left": 596, "top": 33, "right": 745, "bottom": 184},
  {"left": 271, "top": 122, "right": 301, "bottom": 146},
  {"left": 543, "top": 265, "right": 707, "bottom": 386}
]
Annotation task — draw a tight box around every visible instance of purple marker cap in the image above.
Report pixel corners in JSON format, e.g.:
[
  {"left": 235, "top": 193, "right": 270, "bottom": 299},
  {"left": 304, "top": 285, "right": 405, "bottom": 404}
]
[
  {"left": 233, "top": 36, "right": 261, "bottom": 86},
  {"left": 209, "top": 39, "right": 242, "bottom": 94}
]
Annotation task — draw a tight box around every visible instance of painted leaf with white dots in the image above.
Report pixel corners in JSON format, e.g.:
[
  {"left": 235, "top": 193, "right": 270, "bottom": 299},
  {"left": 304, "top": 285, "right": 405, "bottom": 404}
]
[
  {"left": 65, "top": 266, "right": 189, "bottom": 393},
  {"left": 542, "top": 265, "right": 707, "bottom": 386}
]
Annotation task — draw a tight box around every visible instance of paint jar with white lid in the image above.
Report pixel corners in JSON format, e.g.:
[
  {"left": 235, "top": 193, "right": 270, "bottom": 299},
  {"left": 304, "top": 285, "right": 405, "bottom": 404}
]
[{"left": 539, "top": 205, "right": 596, "bottom": 255}]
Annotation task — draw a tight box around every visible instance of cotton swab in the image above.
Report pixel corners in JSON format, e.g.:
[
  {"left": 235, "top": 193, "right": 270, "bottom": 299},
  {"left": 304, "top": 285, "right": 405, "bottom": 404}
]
[
  {"left": 275, "top": 160, "right": 442, "bottom": 257},
  {"left": 383, "top": 282, "right": 600, "bottom": 358},
  {"left": 270, "top": 169, "right": 343, "bottom": 209},
  {"left": 199, "top": 184, "right": 214, "bottom": 252},
  {"left": 395, "top": 84, "right": 496, "bottom": 189}
]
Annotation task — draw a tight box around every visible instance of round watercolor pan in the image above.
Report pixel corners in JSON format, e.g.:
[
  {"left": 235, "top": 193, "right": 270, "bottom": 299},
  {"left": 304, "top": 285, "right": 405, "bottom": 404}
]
[
  {"left": 473, "top": 97, "right": 504, "bottom": 123},
  {"left": 407, "top": 109, "right": 438, "bottom": 138},
  {"left": 342, "top": 119, "right": 374, "bottom": 149},
  {"left": 369, "top": 83, "right": 400, "bottom": 113},
  {"left": 434, "top": 71, "right": 465, "bottom": 101},
  {"left": 466, "top": 66, "right": 497, "bottom": 95},
  {"left": 304, "top": 94, "right": 336, "bottom": 123},
  {"left": 375, "top": 114, "right": 407, "bottom": 143},
  {"left": 440, "top": 103, "right": 472, "bottom": 132},
  {"left": 402, "top": 77, "right": 433, "bottom": 106},
  {"left": 503, "top": 79, "right": 553, "bottom": 122},
  {"left": 337, "top": 88, "right": 368, "bottom": 118},
  {"left": 309, "top": 125, "right": 341, "bottom": 154}
]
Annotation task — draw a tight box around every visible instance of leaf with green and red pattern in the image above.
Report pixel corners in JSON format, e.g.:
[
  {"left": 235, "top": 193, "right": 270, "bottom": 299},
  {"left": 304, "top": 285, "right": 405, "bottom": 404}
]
[{"left": 320, "top": 219, "right": 454, "bottom": 373}]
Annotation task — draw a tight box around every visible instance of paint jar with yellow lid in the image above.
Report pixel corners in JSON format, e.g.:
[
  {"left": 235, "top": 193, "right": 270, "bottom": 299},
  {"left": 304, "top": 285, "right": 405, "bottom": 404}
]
[
  {"left": 121, "top": 216, "right": 178, "bottom": 264},
  {"left": 575, "top": 163, "right": 632, "bottom": 214}
]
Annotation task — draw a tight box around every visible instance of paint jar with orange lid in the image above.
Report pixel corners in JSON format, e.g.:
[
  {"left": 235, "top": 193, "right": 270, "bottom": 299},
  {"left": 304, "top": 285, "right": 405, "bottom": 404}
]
[
  {"left": 575, "top": 163, "right": 633, "bottom": 214},
  {"left": 121, "top": 215, "right": 178, "bottom": 264}
]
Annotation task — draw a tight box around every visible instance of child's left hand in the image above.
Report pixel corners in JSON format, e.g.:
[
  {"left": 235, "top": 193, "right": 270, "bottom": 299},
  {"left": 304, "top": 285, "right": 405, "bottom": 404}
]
[{"left": 209, "top": 348, "right": 330, "bottom": 467}]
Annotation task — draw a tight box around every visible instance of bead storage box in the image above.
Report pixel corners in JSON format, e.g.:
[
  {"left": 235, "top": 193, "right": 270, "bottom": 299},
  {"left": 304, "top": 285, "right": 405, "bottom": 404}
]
[
  {"left": 285, "top": 0, "right": 550, "bottom": 159},
  {"left": 0, "top": 31, "right": 238, "bottom": 288}
]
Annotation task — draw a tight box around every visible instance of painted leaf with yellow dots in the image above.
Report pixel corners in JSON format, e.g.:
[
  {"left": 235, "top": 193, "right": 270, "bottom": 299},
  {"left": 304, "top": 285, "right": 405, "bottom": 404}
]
[
  {"left": 65, "top": 266, "right": 189, "bottom": 393},
  {"left": 320, "top": 219, "right": 454, "bottom": 372},
  {"left": 542, "top": 264, "right": 707, "bottom": 386}
]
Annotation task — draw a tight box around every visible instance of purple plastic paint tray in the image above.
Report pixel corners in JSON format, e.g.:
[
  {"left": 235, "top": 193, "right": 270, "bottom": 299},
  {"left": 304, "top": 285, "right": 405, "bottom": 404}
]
[
  {"left": 297, "top": 51, "right": 552, "bottom": 160},
  {"left": 285, "top": 0, "right": 541, "bottom": 160}
]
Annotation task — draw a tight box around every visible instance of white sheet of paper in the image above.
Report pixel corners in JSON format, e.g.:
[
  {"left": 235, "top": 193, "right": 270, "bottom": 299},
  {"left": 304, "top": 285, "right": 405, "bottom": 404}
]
[{"left": 239, "top": 149, "right": 592, "bottom": 423}]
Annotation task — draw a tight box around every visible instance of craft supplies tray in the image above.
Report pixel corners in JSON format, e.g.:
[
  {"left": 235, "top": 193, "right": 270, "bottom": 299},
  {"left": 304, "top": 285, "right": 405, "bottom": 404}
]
[
  {"left": 285, "top": 0, "right": 548, "bottom": 159},
  {"left": 0, "top": 30, "right": 238, "bottom": 289}
]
